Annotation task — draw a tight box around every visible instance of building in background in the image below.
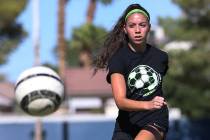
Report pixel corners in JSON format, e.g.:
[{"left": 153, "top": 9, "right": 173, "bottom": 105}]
[
  {"left": 65, "top": 68, "right": 116, "bottom": 115},
  {"left": 0, "top": 82, "right": 15, "bottom": 113}
]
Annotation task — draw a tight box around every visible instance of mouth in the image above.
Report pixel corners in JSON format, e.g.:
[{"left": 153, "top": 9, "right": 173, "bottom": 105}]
[
  {"left": 134, "top": 36, "right": 143, "bottom": 41},
  {"left": 134, "top": 36, "right": 142, "bottom": 39}
]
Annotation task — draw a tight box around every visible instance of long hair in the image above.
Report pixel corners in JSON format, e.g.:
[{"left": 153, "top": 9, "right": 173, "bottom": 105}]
[{"left": 93, "top": 4, "right": 150, "bottom": 73}]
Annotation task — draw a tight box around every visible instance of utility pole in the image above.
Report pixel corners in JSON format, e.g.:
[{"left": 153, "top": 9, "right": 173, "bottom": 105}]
[
  {"left": 34, "top": 118, "right": 43, "bottom": 140},
  {"left": 33, "top": 0, "right": 40, "bottom": 66},
  {"left": 58, "top": 1, "right": 69, "bottom": 140},
  {"left": 32, "top": 0, "right": 43, "bottom": 140}
]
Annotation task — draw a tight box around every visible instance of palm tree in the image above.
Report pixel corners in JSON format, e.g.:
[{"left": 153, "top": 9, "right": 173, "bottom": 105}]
[
  {"left": 75, "top": 0, "right": 113, "bottom": 67},
  {"left": 66, "top": 24, "right": 107, "bottom": 67},
  {"left": 0, "top": 0, "right": 27, "bottom": 65},
  {"left": 86, "top": 0, "right": 113, "bottom": 24},
  {"left": 57, "top": 0, "right": 66, "bottom": 79}
]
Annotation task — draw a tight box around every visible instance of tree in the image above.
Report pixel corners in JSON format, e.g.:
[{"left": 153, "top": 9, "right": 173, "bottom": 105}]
[
  {"left": 0, "top": 0, "right": 27, "bottom": 65},
  {"left": 66, "top": 24, "right": 107, "bottom": 67},
  {"left": 160, "top": 0, "right": 210, "bottom": 118},
  {"left": 66, "top": 0, "right": 113, "bottom": 67},
  {"left": 163, "top": 49, "right": 210, "bottom": 118},
  {"left": 159, "top": 0, "right": 210, "bottom": 47},
  {"left": 57, "top": 0, "right": 68, "bottom": 79},
  {"left": 86, "top": 0, "right": 113, "bottom": 24}
]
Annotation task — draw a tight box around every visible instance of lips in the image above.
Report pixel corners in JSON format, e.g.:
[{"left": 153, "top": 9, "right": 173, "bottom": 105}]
[
  {"left": 134, "top": 36, "right": 143, "bottom": 41},
  {"left": 134, "top": 36, "right": 142, "bottom": 39},
  {"left": 134, "top": 36, "right": 141, "bottom": 38}
]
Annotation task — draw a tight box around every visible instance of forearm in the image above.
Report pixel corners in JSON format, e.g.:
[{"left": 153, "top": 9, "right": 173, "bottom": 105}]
[
  {"left": 115, "top": 98, "right": 149, "bottom": 111},
  {"left": 114, "top": 96, "right": 166, "bottom": 112},
  {"left": 110, "top": 73, "right": 165, "bottom": 111}
]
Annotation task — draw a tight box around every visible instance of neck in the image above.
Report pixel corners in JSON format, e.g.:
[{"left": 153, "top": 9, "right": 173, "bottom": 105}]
[{"left": 128, "top": 42, "right": 146, "bottom": 52}]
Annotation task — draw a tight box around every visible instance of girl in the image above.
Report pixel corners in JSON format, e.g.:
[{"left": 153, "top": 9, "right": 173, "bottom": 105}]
[{"left": 94, "top": 3, "right": 169, "bottom": 140}]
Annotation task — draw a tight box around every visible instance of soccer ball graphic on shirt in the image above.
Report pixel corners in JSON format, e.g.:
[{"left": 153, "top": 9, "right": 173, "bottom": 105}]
[
  {"left": 127, "top": 65, "right": 161, "bottom": 97},
  {"left": 15, "top": 66, "right": 64, "bottom": 116}
]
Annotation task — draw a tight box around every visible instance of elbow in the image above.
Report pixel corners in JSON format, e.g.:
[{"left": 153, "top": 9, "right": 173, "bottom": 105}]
[
  {"left": 115, "top": 99, "right": 124, "bottom": 110},
  {"left": 116, "top": 105, "right": 127, "bottom": 111},
  {"left": 116, "top": 103, "right": 124, "bottom": 110},
  {"left": 115, "top": 99, "right": 130, "bottom": 111}
]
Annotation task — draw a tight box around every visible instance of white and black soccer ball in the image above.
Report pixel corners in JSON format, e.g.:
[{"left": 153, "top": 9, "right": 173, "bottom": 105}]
[
  {"left": 15, "top": 66, "right": 64, "bottom": 116},
  {"left": 127, "top": 65, "right": 161, "bottom": 97}
]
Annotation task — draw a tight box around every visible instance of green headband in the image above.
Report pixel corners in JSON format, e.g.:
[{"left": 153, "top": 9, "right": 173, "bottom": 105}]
[{"left": 125, "top": 9, "right": 149, "bottom": 21}]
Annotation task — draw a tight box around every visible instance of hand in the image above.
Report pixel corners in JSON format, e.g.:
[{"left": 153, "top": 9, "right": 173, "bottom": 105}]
[{"left": 146, "top": 96, "right": 167, "bottom": 110}]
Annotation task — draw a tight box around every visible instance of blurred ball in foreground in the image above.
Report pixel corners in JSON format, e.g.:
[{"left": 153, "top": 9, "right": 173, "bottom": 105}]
[{"left": 15, "top": 66, "right": 64, "bottom": 116}]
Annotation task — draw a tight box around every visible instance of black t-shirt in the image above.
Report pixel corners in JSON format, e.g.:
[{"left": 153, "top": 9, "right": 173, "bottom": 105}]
[{"left": 107, "top": 43, "right": 169, "bottom": 132}]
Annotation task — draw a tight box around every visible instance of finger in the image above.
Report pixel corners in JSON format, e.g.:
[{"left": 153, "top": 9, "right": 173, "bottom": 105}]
[
  {"left": 155, "top": 99, "right": 164, "bottom": 104},
  {"left": 156, "top": 96, "right": 164, "bottom": 100},
  {"left": 155, "top": 97, "right": 164, "bottom": 103},
  {"left": 154, "top": 101, "right": 163, "bottom": 107},
  {"left": 155, "top": 104, "right": 162, "bottom": 109}
]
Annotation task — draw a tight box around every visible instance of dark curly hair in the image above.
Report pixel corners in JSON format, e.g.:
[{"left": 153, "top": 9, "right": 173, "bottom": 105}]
[{"left": 93, "top": 4, "right": 150, "bottom": 73}]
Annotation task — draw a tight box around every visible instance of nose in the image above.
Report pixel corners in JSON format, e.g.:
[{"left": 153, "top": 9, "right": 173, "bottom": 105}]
[{"left": 135, "top": 26, "right": 141, "bottom": 33}]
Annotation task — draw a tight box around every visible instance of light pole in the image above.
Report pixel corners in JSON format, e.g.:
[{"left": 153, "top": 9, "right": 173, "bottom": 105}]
[
  {"left": 32, "top": 0, "right": 43, "bottom": 140},
  {"left": 33, "top": 0, "right": 40, "bottom": 66}
]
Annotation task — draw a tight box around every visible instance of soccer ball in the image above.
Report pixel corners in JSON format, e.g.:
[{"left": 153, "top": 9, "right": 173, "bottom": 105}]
[
  {"left": 127, "top": 65, "right": 161, "bottom": 97},
  {"left": 15, "top": 66, "right": 64, "bottom": 116}
]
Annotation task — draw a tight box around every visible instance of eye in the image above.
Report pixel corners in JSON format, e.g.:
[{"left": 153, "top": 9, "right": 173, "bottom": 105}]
[
  {"left": 139, "top": 22, "right": 149, "bottom": 27},
  {"left": 127, "top": 23, "right": 136, "bottom": 28},
  {"left": 139, "top": 23, "right": 147, "bottom": 27}
]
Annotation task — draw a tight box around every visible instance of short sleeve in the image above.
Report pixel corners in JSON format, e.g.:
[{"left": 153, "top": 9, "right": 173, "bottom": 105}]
[
  {"left": 162, "top": 52, "right": 169, "bottom": 76},
  {"left": 106, "top": 52, "right": 125, "bottom": 84}
]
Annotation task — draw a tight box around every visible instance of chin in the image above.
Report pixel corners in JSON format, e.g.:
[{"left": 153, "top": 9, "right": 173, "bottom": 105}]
[{"left": 133, "top": 41, "right": 144, "bottom": 46}]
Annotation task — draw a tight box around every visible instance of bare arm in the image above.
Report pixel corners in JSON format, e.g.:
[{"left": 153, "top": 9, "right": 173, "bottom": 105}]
[{"left": 111, "top": 73, "right": 166, "bottom": 111}]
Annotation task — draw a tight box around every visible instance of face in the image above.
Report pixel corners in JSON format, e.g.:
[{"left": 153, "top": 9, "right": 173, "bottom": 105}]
[{"left": 124, "top": 13, "right": 150, "bottom": 46}]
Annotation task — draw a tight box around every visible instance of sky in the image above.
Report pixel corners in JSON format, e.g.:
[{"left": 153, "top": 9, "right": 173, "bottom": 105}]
[{"left": 0, "top": 0, "right": 181, "bottom": 83}]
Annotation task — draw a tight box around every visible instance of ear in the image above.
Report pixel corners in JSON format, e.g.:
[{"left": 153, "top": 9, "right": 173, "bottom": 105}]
[
  {"left": 148, "top": 23, "right": 151, "bottom": 32},
  {"left": 123, "top": 24, "right": 127, "bottom": 34}
]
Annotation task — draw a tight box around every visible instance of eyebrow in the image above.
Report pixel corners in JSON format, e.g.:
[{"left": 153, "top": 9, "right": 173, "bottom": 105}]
[{"left": 126, "top": 21, "right": 148, "bottom": 24}]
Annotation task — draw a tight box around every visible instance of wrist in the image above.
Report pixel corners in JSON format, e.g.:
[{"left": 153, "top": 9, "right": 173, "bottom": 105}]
[{"left": 139, "top": 101, "right": 150, "bottom": 110}]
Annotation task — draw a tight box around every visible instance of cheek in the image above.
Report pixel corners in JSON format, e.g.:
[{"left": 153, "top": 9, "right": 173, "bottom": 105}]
[
  {"left": 126, "top": 29, "right": 135, "bottom": 37},
  {"left": 145, "top": 26, "right": 151, "bottom": 33},
  {"left": 141, "top": 29, "right": 150, "bottom": 37}
]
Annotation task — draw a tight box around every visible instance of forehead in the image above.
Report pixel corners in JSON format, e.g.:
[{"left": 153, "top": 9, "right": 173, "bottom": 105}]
[{"left": 126, "top": 13, "right": 148, "bottom": 23}]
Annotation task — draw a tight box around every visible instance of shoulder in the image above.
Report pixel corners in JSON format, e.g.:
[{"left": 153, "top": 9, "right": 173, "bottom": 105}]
[
  {"left": 109, "top": 45, "right": 127, "bottom": 63},
  {"left": 148, "top": 44, "right": 169, "bottom": 75},
  {"left": 106, "top": 46, "right": 127, "bottom": 83},
  {"left": 148, "top": 44, "right": 168, "bottom": 60}
]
